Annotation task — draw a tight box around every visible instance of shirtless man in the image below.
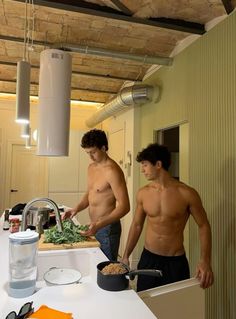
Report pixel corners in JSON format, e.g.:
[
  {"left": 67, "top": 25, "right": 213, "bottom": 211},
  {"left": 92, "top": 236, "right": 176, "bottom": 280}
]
[
  {"left": 63, "top": 129, "right": 130, "bottom": 261},
  {"left": 122, "top": 143, "right": 214, "bottom": 291}
]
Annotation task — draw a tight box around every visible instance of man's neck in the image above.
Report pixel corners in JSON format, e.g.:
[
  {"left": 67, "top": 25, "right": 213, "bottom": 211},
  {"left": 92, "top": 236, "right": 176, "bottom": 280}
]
[
  {"left": 153, "top": 170, "right": 173, "bottom": 187},
  {"left": 97, "top": 153, "right": 109, "bottom": 165}
]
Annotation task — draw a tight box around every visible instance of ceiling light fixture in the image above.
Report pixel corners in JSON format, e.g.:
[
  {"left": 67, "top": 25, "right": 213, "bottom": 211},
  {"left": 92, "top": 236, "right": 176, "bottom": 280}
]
[
  {"left": 37, "top": 49, "right": 72, "bottom": 156},
  {"left": 25, "top": 136, "right": 31, "bottom": 149},
  {"left": 21, "top": 123, "right": 30, "bottom": 138},
  {"left": 16, "top": 60, "right": 31, "bottom": 124},
  {"left": 32, "top": 129, "right": 37, "bottom": 142},
  {"left": 15, "top": 0, "right": 34, "bottom": 124}
]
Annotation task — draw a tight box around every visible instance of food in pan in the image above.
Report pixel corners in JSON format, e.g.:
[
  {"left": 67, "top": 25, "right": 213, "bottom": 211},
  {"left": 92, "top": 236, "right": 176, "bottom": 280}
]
[{"left": 101, "top": 263, "right": 127, "bottom": 275}]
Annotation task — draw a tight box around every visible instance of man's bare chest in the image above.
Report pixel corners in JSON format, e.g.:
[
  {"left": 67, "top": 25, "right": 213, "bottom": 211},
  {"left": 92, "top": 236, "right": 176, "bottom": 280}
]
[
  {"left": 142, "top": 190, "right": 188, "bottom": 219},
  {"left": 88, "top": 169, "right": 110, "bottom": 193}
]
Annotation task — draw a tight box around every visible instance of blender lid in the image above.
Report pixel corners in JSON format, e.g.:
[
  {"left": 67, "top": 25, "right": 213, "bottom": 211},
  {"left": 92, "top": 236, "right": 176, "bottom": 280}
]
[{"left": 9, "top": 229, "right": 39, "bottom": 243}]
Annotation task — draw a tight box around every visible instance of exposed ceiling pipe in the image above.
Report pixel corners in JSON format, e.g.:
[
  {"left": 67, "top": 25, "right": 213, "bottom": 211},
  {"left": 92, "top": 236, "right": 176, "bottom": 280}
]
[
  {"left": 58, "top": 44, "right": 173, "bottom": 66},
  {"left": 86, "top": 84, "right": 159, "bottom": 128}
]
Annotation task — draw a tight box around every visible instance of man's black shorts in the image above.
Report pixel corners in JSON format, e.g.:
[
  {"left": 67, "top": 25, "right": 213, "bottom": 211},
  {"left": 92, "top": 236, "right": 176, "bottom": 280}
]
[{"left": 137, "top": 248, "right": 190, "bottom": 292}]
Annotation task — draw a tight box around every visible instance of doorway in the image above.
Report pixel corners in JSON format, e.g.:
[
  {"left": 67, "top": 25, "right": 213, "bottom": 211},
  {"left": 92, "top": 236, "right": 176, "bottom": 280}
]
[
  {"left": 6, "top": 144, "right": 48, "bottom": 208},
  {"left": 108, "top": 127, "right": 126, "bottom": 257},
  {"left": 155, "top": 126, "right": 180, "bottom": 179},
  {"left": 155, "top": 122, "right": 190, "bottom": 258}
]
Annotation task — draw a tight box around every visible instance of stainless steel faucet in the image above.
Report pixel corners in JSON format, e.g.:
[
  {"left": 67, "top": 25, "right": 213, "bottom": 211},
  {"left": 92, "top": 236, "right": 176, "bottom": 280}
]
[{"left": 21, "top": 197, "right": 63, "bottom": 232}]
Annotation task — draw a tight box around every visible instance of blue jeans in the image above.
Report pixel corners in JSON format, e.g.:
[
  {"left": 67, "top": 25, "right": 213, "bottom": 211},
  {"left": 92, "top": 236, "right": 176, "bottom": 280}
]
[{"left": 95, "top": 221, "right": 121, "bottom": 261}]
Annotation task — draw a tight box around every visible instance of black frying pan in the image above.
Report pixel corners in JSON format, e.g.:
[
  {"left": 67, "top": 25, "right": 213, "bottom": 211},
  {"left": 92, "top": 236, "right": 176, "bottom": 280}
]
[{"left": 97, "top": 261, "right": 162, "bottom": 291}]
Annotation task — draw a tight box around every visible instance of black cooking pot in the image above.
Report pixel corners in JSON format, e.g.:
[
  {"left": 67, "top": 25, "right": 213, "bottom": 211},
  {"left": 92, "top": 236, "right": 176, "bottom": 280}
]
[{"left": 97, "top": 261, "right": 162, "bottom": 292}]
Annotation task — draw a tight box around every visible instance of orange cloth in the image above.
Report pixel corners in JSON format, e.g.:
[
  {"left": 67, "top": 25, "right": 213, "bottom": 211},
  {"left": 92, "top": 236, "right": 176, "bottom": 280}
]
[{"left": 29, "top": 305, "right": 73, "bottom": 319}]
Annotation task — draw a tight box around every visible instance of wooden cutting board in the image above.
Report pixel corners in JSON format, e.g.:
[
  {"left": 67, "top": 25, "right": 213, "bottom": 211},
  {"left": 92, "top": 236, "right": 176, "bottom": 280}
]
[{"left": 38, "top": 234, "right": 100, "bottom": 251}]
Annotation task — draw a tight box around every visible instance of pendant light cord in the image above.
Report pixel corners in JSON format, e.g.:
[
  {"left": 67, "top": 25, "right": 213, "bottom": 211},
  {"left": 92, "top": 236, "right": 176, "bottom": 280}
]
[
  {"left": 23, "top": 0, "right": 35, "bottom": 61},
  {"left": 23, "top": 0, "right": 28, "bottom": 61}
]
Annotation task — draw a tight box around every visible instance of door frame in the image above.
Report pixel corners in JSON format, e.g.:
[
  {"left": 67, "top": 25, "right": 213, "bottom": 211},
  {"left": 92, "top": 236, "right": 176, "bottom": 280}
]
[
  {"left": 108, "top": 125, "right": 126, "bottom": 256},
  {"left": 154, "top": 121, "right": 190, "bottom": 258},
  {"left": 4, "top": 139, "right": 24, "bottom": 209},
  {"left": 4, "top": 140, "right": 48, "bottom": 209}
]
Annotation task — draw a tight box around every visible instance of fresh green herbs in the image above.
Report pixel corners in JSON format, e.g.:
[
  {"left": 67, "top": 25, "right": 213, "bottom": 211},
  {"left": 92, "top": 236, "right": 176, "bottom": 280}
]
[{"left": 44, "top": 220, "right": 89, "bottom": 244}]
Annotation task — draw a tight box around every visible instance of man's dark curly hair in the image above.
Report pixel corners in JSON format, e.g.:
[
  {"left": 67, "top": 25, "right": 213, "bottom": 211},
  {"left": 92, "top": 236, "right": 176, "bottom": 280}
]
[
  {"left": 136, "top": 143, "right": 171, "bottom": 171},
  {"left": 81, "top": 129, "right": 108, "bottom": 151}
]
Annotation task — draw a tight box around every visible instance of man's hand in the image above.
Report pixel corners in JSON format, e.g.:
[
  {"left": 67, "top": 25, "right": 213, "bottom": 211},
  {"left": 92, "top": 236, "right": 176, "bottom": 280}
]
[
  {"left": 121, "top": 257, "right": 130, "bottom": 268},
  {"left": 79, "top": 222, "right": 97, "bottom": 236},
  {"left": 62, "top": 208, "right": 76, "bottom": 220},
  {"left": 195, "top": 260, "right": 214, "bottom": 289}
]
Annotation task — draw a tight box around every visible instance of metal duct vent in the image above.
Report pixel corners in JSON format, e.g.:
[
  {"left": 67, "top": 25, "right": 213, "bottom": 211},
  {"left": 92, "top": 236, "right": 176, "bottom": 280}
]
[{"left": 86, "top": 84, "right": 159, "bottom": 128}]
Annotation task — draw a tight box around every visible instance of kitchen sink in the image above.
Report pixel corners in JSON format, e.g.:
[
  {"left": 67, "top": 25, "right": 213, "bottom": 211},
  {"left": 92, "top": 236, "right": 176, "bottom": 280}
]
[{"left": 36, "top": 248, "right": 104, "bottom": 287}]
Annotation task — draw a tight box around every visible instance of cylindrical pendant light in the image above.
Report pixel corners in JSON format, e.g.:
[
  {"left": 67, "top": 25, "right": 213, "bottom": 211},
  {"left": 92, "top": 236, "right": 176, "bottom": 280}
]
[
  {"left": 37, "top": 49, "right": 72, "bottom": 156},
  {"left": 25, "top": 136, "right": 31, "bottom": 149},
  {"left": 15, "top": 61, "right": 31, "bottom": 124},
  {"left": 21, "top": 123, "right": 30, "bottom": 138}
]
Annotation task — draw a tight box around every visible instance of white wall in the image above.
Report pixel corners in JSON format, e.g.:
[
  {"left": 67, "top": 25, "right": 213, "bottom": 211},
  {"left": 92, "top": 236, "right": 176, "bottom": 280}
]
[
  {"left": 0, "top": 98, "right": 95, "bottom": 213},
  {"left": 102, "top": 106, "right": 141, "bottom": 265},
  {"left": 48, "top": 130, "right": 91, "bottom": 225}
]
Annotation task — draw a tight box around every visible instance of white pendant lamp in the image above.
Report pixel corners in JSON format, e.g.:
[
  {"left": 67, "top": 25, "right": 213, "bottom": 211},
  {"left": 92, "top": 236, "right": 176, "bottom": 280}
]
[
  {"left": 21, "top": 123, "right": 30, "bottom": 138},
  {"left": 32, "top": 129, "right": 38, "bottom": 142},
  {"left": 15, "top": 60, "right": 31, "bottom": 124},
  {"left": 37, "top": 49, "right": 72, "bottom": 156},
  {"left": 25, "top": 136, "right": 31, "bottom": 149}
]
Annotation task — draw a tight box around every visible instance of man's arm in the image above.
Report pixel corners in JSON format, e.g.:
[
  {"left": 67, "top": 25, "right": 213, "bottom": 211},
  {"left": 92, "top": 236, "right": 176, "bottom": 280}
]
[
  {"left": 122, "top": 190, "right": 146, "bottom": 266},
  {"left": 62, "top": 192, "right": 89, "bottom": 220},
  {"left": 188, "top": 188, "right": 214, "bottom": 288}
]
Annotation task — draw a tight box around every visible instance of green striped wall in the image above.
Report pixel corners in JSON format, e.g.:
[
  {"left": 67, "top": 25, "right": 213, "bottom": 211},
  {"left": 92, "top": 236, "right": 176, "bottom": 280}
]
[{"left": 140, "top": 10, "right": 236, "bottom": 319}]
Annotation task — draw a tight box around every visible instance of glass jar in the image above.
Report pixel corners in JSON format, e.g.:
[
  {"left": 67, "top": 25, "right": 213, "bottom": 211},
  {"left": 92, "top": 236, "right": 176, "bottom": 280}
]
[{"left": 8, "top": 230, "right": 39, "bottom": 298}]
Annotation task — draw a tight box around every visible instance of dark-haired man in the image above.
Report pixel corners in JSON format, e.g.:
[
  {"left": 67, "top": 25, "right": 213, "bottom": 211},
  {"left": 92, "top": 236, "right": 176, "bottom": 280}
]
[
  {"left": 122, "top": 143, "right": 213, "bottom": 291},
  {"left": 63, "top": 129, "right": 130, "bottom": 261}
]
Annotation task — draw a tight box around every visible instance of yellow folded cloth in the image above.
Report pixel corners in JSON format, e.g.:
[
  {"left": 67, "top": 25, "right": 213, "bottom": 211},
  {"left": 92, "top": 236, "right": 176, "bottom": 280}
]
[{"left": 29, "top": 305, "right": 73, "bottom": 319}]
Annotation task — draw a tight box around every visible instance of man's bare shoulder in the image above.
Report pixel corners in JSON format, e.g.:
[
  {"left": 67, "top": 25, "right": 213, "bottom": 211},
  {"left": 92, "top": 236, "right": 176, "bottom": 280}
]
[
  {"left": 176, "top": 181, "right": 201, "bottom": 200},
  {"left": 88, "top": 162, "right": 96, "bottom": 170},
  {"left": 104, "top": 158, "right": 125, "bottom": 179},
  {"left": 137, "top": 184, "right": 151, "bottom": 196},
  {"left": 106, "top": 158, "right": 123, "bottom": 171},
  {"left": 138, "top": 180, "right": 198, "bottom": 196},
  {"left": 176, "top": 180, "right": 197, "bottom": 191}
]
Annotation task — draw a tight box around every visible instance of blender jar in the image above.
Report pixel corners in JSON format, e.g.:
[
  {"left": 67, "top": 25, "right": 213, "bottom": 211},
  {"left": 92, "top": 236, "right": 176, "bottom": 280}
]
[{"left": 8, "top": 230, "right": 39, "bottom": 298}]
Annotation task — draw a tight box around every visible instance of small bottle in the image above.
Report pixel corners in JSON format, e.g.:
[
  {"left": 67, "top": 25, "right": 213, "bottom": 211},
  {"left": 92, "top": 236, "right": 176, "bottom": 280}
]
[
  {"left": 9, "top": 218, "right": 20, "bottom": 233},
  {"left": 3, "top": 209, "right": 10, "bottom": 230}
]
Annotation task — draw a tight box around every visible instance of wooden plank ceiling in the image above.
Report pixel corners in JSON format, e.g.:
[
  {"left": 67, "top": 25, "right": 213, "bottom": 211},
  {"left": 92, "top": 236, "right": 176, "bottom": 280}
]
[{"left": 0, "top": 0, "right": 234, "bottom": 104}]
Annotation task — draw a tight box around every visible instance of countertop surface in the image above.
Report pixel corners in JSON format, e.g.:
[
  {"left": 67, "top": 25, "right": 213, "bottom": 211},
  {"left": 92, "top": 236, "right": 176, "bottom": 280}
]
[{"left": 0, "top": 219, "right": 157, "bottom": 319}]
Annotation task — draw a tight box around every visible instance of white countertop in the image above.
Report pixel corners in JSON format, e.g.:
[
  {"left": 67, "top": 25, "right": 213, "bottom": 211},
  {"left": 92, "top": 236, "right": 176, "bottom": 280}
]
[{"left": 0, "top": 220, "right": 157, "bottom": 319}]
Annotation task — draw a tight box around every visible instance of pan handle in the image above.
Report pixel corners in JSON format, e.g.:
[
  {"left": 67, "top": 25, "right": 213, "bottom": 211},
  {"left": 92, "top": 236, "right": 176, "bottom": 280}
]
[{"left": 127, "top": 269, "right": 163, "bottom": 281}]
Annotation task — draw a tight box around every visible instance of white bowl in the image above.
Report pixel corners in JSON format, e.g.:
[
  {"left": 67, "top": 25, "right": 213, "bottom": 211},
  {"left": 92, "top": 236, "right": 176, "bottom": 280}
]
[{"left": 43, "top": 267, "right": 82, "bottom": 286}]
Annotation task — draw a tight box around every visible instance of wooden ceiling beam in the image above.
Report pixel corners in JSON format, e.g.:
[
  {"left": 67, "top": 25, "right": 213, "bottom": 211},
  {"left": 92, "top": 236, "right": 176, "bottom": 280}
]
[
  {"left": 109, "top": 0, "right": 133, "bottom": 15},
  {"left": 0, "top": 60, "right": 135, "bottom": 81},
  {"left": 0, "top": 79, "right": 117, "bottom": 94},
  {"left": 221, "top": 0, "right": 234, "bottom": 14},
  {"left": 0, "top": 34, "right": 171, "bottom": 66},
  {"left": 0, "top": 35, "right": 47, "bottom": 47},
  {"left": 13, "top": 0, "right": 205, "bottom": 34},
  {"left": 0, "top": 90, "right": 107, "bottom": 103}
]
